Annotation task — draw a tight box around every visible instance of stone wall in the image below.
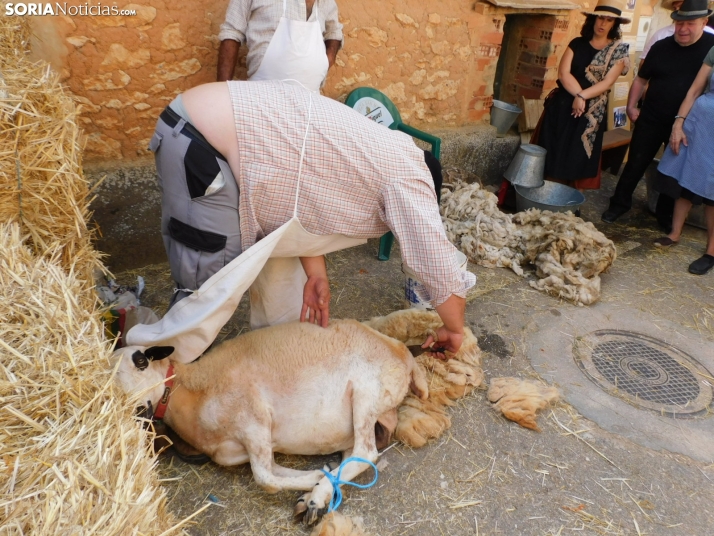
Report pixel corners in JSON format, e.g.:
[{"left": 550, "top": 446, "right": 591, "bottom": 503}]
[{"left": 24, "top": 0, "right": 653, "bottom": 167}]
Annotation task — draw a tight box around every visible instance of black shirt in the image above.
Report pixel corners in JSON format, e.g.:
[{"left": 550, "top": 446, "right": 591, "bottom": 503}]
[
  {"left": 557, "top": 37, "right": 599, "bottom": 91},
  {"left": 639, "top": 33, "right": 714, "bottom": 124}
]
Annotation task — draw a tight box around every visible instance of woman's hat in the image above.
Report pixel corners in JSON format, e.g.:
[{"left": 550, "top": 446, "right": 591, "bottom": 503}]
[
  {"left": 661, "top": 0, "right": 681, "bottom": 10},
  {"left": 582, "top": 0, "right": 632, "bottom": 24},
  {"left": 671, "top": 0, "right": 713, "bottom": 20}
]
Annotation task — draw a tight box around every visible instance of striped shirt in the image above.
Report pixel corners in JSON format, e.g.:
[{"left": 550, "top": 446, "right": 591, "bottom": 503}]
[
  {"left": 218, "top": 0, "right": 343, "bottom": 79},
  {"left": 227, "top": 80, "right": 476, "bottom": 306}
]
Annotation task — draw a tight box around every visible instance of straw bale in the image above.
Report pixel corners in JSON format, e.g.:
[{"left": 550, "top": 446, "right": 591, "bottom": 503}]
[
  {"left": 0, "top": 223, "right": 176, "bottom": 534},
  {"left": 0, "top": 14, "right": 180, "bottom": 534},
  {"left": 0, "top": 12, "right": 97, "bottom": 286}
]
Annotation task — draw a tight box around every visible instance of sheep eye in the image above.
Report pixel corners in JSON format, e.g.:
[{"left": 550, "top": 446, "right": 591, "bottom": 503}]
[{"left": 132, "top": 350, "right": 149, "bottom": 370}]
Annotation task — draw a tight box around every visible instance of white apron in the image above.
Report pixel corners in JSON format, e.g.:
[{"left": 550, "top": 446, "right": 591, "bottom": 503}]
[
  {"left": 127, "top": 91, "right": 365, "bottom": 364},
  {"left": 250, "top": 0, "right": 329, "bottom": 93}
]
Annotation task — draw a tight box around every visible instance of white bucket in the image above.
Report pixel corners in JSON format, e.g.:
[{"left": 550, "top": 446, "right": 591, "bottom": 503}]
[{"left": 402, "top": 251, "right": 468, "bottom": 309}]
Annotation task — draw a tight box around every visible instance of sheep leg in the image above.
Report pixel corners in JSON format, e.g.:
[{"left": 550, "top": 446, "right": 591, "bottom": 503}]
[
  {"left": 242, "top": 424, "right": 325, "bottom": 493},
  {"left": 301, "top": 391, "right": 379, "bottom": 525},
  {"left": 271, "top": 461, "right": 325, "bottom": 480}
]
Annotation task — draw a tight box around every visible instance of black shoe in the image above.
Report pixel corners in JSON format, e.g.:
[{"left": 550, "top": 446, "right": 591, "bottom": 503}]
[
  {"left": 688, "top": 254, "right": 714, "bottom": 275},
  {"left": 601, "top": 208, "right": 627, "bottom": 224}
]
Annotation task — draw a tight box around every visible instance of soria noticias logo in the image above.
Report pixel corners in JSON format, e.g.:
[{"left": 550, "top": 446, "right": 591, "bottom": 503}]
[{"left": 4, "top": 3, "right": 137, "bottom": 16}]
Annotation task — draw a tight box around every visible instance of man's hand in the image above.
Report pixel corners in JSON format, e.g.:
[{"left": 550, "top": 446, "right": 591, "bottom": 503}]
[
  {"left": 421, "top": 326, "right": 463, "bottom": 361},
  {"left": 301, "top": 275, "right": 330, "bottom": 327},
  {"left": 299, "top": 256, "right": 330, "bottom": 327},
  {"left": 421, "top": 293, "right": 466, "bottom": 360},
  {"left": 626, "top": 105, "right": 640, "bottom": 123}
]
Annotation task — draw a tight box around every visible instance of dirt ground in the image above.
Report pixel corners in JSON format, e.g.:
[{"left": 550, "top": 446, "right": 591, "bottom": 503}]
[{"left": 100, "top": 169, "right": 714, "bottom": 536}]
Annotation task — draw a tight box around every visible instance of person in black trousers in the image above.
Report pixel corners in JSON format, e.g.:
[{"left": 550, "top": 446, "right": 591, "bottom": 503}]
[{"left": 602, "top": 0, "right": 714, "bottom": 229}]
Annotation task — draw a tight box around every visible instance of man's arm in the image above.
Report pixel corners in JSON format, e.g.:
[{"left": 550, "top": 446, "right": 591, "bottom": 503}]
[
  {"left": 217, "top": 39, "right": 240, "bottom": 82},
  {"left": 325, "top": 39, "right": 341, "bottom": 69},
  {"left": 217, "top": 0, "right": 249, "bottom": 81},
  {"left": 626, "top": 76, "right": 648, "bottom": 123},
  {"left": 421, "top": 294, "right": 465, "bottom": 360}
]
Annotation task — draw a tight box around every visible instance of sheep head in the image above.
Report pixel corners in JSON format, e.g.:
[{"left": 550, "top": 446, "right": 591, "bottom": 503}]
[{"left": 111, "top": 345, "right": 175, "bottom": 419}]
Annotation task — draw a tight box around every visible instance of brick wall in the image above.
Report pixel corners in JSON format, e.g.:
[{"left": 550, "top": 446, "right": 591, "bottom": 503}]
[{"left": 24, "top": 0, "right": 601, "bottom": 166}]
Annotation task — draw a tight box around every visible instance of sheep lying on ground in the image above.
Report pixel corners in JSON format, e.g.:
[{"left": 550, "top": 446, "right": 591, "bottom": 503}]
[
  {"left": 112, "top": 309, "right": 480, "bottom": 524},
  {"left": 441, "top": 180, "right": 617, "bottom": 306}
]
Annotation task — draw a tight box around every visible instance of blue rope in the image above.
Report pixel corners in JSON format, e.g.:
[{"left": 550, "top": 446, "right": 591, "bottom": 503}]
[{"left": 321, "top": 456, "right": 379, "bottom": 512}]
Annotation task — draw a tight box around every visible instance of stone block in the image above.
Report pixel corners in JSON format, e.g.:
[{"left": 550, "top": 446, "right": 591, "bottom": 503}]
[{"left": 83, "top": 71, "right": 131, "bottom": 91}]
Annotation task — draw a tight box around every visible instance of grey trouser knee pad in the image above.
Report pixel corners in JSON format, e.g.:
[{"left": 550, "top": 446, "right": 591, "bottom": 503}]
[{"left": 150, "top": 111, "right": 241, "bottom": 308}]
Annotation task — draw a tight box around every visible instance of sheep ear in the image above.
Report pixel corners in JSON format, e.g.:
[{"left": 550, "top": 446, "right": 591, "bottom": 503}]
[{"left": 144, "top": 346, "right": 175, "bottom": 361}]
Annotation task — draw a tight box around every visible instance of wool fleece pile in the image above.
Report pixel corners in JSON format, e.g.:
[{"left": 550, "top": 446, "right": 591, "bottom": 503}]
[{"left": 441, "top": 181, "right": 616, "bottom": 306}]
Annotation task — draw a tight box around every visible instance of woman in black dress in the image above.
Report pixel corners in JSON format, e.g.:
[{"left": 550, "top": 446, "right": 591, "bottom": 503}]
[{"left": 535, "top": 0, "right": 630, "bottom": 189}]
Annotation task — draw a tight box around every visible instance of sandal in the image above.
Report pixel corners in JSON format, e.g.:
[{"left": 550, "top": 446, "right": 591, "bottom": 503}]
[
  {"left": 688, "top": 254, "right": 714, "bottom": 275},
  {"left": 653, "top": 237, "right": 678, "bottom": 248}
]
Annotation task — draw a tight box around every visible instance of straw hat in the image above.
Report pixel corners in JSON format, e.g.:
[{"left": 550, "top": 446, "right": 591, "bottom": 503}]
[
  {"left": 661, "top": 0, "right": 682, "bottom": 10},
  {"left": 582, "top": 0, "right": 632, "bottom": 23},
  {"left": 670, "top": 0, "right": 713, "bottom": 19}
]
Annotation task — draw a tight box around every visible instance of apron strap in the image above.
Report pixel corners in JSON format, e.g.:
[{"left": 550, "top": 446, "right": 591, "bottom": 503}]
[
  {"left": 293, "top": 89, "right": 313, "bottom": 217},
  {"left": 282, "top": 0, "right": 287, "bottom": 16}
]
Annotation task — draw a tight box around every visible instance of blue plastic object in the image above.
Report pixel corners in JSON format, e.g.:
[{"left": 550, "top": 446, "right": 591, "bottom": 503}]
[{"left": 321, "top": 456, "right": 379, "bottom": 512}]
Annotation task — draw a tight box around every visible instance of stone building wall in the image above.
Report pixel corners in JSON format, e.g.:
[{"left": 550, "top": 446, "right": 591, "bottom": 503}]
[{"left": 25, "top": 0, "right": 651, "bottom": 167}]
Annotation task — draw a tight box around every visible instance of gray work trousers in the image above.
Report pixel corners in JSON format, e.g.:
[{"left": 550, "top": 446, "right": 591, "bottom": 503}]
[{"left": 150, "top": 108, "right": 242, "bottom": 307}]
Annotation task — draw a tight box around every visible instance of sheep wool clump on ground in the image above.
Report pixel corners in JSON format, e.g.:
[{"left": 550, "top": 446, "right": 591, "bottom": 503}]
[
  {"left": 487, "top": 377, "right": 560, "bottom": 431},
  {"left": 310, "top": 512, "right": 370, "bottom": 536},
  {"left": 364, "top": 309, "right": 484, "bottom": 448},
  {"left": 441, "top": 179, "right": 617, "bottom": 306}
]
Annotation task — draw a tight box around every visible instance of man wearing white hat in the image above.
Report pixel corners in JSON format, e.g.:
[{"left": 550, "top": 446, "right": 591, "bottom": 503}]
[{"left": 602, "top": 0, "right": 714, "bottom": 227}]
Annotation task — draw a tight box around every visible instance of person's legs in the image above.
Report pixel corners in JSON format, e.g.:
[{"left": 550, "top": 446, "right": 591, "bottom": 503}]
[
  {"left": 687, "top": 200, "right": 714, "bottom": 275},
  {"left": 666, "top": 197, "right": 692, "bottom": 242},
  {"left": 655, "top": 194, "right": 675, "bottom": 234},
  {"left": 152, "top": 109, "right": 241, "bottom": 310},
  {"left": 603, "top": 117, "right": 670, "bottom": 222}
]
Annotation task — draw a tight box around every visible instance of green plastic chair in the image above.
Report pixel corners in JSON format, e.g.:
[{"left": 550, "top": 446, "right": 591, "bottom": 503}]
[{"left": 345, "top": 87, "right": 441, "bottom": 260}]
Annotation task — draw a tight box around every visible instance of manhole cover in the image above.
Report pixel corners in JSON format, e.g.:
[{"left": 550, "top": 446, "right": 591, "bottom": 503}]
[{"left": 573, "top": 330, "right": 713, "bottom": 418}]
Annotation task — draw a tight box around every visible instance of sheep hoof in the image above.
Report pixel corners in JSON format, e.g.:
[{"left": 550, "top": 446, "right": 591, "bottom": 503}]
[
  {"left": 303, "top": 502, "right": 328, "bottom": 526},
  {"left": 293, "top": 494, "right": 309, "bottom": 519}
]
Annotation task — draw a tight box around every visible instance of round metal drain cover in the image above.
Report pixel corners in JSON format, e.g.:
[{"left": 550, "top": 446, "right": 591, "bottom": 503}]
[{"left": 573, "top": 330, "right": 713, "bottom": 418}]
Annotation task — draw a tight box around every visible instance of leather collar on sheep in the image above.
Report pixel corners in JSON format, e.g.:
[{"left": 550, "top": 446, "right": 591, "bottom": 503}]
[{"left": 153, "top": 363, "right": 175, "bottom": 420}]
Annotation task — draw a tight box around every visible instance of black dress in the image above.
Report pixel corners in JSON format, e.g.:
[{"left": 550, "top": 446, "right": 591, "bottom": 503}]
[{"left": 536, "top": 37, "right": 606, "bottom": 187}]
